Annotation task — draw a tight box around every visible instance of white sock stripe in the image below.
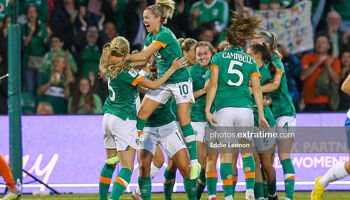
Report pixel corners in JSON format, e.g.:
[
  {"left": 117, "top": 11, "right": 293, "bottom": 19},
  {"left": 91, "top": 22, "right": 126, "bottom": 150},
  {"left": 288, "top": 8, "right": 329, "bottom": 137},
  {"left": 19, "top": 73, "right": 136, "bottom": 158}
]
[
  {"left": 150, "top": 162, "right": 161, "bottom": 179},
  {"left": 119, "top": 177, "right": 129, "bottom": 187},
  {"left": 209, "top": 195, "right": 216, "bottom": 200},
  {"left": 224, "top": 195, "right": 233, "bottom": 200},
  {"left": 184, "top": 135, "right": 196, "bottom": 143},
  {"left": 284, "top": 173, "right": 295, "bottom": 179}
]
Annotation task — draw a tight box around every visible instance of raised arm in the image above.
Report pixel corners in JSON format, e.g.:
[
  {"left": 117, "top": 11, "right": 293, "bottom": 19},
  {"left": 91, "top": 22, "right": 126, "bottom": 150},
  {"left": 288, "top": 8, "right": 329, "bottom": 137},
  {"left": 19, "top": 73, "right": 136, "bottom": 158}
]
[
  {"left": 138, "top": 57, "right": 186, "bottom": 90},
  {"left": 109, "top": 44, "right": 161, "bottom": 64}
]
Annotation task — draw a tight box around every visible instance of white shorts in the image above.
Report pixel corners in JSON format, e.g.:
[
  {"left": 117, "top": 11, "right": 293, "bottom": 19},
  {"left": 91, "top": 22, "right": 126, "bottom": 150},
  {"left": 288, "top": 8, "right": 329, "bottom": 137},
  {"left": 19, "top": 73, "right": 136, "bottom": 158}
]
[
  {"left": 103, "top": 113, "right": 139, "bottom": 151},
  {"left": 140, "top": 122, "right": 187, "bottom": 158},
  {"left": 275, "top": 116, "right": 296, "bottom": 127},
  {"left": 145, "top": 80, "right": 194, "bottom": 104},
  {"left": 253, "top": 126, "right": 277, "bottom": 152},
  {"left": 192, "top": 122, "right": 207, "bottom": 143},
  {"left": 213, "top": 107, "right": 254, "bottom": 127}
]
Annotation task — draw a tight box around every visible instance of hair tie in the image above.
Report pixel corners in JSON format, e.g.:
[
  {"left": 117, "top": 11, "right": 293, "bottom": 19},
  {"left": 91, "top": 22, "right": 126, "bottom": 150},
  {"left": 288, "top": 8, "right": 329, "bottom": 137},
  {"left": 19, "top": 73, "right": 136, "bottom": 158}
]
[{"left": 148, "top": 6, "right": 164, "bottom": 24}]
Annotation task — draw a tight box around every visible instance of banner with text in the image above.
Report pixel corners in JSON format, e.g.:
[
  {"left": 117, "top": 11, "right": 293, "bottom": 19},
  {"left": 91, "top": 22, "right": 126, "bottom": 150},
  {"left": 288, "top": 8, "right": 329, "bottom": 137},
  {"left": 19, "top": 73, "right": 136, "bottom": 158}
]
[
  {"left": 254, "top": 0, "right": 314, "bottom": 54},
  {"left": 0, "top": 113, "right": 349, "bottom": 194}
]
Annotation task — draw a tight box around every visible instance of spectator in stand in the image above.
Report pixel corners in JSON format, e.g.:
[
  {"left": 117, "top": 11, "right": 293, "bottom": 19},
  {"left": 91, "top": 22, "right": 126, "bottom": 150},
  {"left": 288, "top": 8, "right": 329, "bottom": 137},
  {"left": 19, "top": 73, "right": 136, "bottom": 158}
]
[
  {"left": 277, "top": 43, "right": 301, "bottom": 110},
  {"left": 0, "top": 16, "right": 9, "bottom": 114},
  {"left": 75, "top": 4, "right": 97, "bottom": 31},
  {"left": 259, "top": 0, "right": 293, "bottom": 10},
  {"left": 19, "top": 0, "right": 48, "bottom": 24},
  {"left": 103, "top": 0, "right": 127, "bottom": 36},
  {"left": 332, "top": 0, "right": 350, "bottom": 32},
  {"left": 339, "top": 49, "right": 350, "bottom": 111},
  {"left": 104, "top": 21, "right": 117, "bottom": 42},
  {"left": 36, "top": 102, "right": 54, "bottom": 114},
  {"left": 269, "top": 0, "right": 282, "bottom": 10},
  {"left": 321, "top": 11, "right": 350, "bottom": 57},
  {"left": 68, "top": 77, "right": 102, "bottom": 114},
  {"left": 0, "top": 0, "right": 9, "bottom": 29},
  {"left": 21, "top": 4, "right": 48, "bottom": 95},
  {"left": 75, "top": 25, "right": 103, "bottom": 78},
  {"left": 198, "top": 23, "right": 214, "bottom": 44},
  {"left": 189, "top": 0, "right": 230, "bottom": 43},
  {"left": 85, "top": 0, "right": 104, "bottom": 23},
  {"left": 37, "top": 55, "right": 75, "bottom": 114},
  {"left": 124, "top": 0, "right": 148, "bottom": 51},
  {"left": 226, "top": 0, "right": 253, "bottom": 17},
  {"left": 40, "top": 34, "right": 78, "bottom": 73},
  {"left": 300, "top": 34, "right": 341, "bottom": 112},
  {"left": 50, "top": 0, "right": 79, "bottom": 52}
]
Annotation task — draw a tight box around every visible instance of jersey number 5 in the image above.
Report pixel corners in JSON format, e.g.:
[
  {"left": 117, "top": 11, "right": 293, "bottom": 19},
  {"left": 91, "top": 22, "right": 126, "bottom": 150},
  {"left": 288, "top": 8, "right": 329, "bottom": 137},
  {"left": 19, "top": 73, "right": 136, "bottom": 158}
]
[
  {"left": 108, "top": 78, "right": 116, "bottom": 101},
  {"left": 227, "top": 60, "right": 243, "bottom": 86}
]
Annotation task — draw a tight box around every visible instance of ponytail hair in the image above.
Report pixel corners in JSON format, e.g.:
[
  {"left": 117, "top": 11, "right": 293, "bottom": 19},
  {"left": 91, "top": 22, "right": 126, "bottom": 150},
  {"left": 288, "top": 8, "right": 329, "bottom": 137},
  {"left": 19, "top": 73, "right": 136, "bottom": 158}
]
[
  {"left": 99, "top": 36, "right": 130, "bottom": 79},
  {"left": 258, "top": 31, "right": 282, "bottom": 59},
  {"left": 146, "top": 0, "right": 175, "bottom": 24},
  {"left": 250, "top": 43, "right": 276, "bottom": 78}
]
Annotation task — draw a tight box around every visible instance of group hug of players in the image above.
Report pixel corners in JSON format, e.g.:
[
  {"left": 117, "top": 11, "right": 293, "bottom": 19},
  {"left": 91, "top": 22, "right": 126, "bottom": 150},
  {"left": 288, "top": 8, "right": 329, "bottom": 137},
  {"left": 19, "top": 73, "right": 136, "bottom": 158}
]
[{"left": 96, "top": 0, "right": 349, "bottom": 200}]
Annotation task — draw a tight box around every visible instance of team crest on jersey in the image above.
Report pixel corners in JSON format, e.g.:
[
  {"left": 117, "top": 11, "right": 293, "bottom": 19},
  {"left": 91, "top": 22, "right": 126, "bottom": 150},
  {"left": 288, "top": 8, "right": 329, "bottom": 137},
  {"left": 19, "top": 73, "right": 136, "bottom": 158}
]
[
  {"left": 128, "top": 68, "right": 138, "bottom": 78},
  {"left": 213, "top": 9, "right": 218, "bottom": 16}
]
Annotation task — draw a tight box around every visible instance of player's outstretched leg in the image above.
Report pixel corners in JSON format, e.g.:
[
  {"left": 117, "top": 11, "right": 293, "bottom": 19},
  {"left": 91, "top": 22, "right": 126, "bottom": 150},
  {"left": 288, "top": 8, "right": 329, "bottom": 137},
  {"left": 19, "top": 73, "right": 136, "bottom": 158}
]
[{"left": 0, "top": 156, "right": 20, "bottom": 200}]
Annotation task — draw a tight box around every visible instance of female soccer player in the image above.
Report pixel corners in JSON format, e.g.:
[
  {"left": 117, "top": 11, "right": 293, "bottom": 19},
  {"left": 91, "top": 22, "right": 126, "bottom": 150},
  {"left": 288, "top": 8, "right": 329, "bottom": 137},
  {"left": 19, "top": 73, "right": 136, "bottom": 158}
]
[
  {"left": 98, "top": 36, "right": 185, "bottom": 200},
  {"left": 109, "top": 0, "right": 200, "bottom": 178},
  {"left": 189, "top": 41, "right": 216, "bottom": 199},
  {"left": 205, "top": 13, "right": 269, "bottom": 200},
  {"left": 0, "top": 156, "right": 20, "bottom": 200},
  {"left": 181, "top": 38, "right": 198, "bottom": 68},
  {"left": 311, "top": 73, "right": 350, "bottom": 200},
  {"left": 247, "top": 43, "right": 278, "bottom": 200},
  {"left": 254, "top": 31, "right": 296, "bottom": 200},
  {"left": 137, "top": 66, "right": 197, "bottom": 200}
]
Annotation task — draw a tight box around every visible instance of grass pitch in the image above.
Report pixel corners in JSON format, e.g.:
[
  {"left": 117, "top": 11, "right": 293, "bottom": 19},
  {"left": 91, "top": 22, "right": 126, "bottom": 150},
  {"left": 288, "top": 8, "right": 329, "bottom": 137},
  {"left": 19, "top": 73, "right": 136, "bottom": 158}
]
[{"left": 17, "top": 191, "right": 350, "bottom": 200}]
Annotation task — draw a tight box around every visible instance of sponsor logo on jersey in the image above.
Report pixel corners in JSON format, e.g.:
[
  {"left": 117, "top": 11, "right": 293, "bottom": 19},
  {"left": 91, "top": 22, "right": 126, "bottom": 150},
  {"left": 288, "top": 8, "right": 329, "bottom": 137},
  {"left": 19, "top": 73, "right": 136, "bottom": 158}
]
[{"left": 128, "top": 68, "right": 138, "bottom": 78}]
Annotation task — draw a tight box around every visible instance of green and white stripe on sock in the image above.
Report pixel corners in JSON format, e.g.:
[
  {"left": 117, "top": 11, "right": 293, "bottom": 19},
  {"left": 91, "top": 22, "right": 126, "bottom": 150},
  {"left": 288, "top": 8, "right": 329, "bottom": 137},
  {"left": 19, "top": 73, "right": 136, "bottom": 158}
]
[
  {"left": 109, "top": 168, "right": 132, "bottom": 200},
  {"left": 164, "top": 169, "right": 176, "bottom": 200},
  {"left": 281, "top": 158, "right": 295, "bottom": 200},
  {"left": 99, "top": 163, "right": 115, "bottom": 200},
  {"left": 181, "top": 123, "right": 198, "bottom": 163}
]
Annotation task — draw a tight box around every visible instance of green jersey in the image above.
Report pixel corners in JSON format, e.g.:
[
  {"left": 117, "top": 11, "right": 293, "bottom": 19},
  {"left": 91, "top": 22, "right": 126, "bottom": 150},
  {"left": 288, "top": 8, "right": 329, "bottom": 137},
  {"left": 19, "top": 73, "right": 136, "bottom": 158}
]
[
  {"left": 210, "top": 47, "right": 261, "bottom": 111},
  {"left": 269, "top": 56, "right": 296, "bottom": 119},
  {"left": 190, "top": 0, "right": 229, "bottom": 42},
  {"left": 140, "top": 75, "right": 176, "bottom": 127},
  {"left": 102, "top": 68, "right": 143, "bottom": 120},
  {"left": 144, "top": 25, "right": 189, "bottom": 83},
  {"left": 253, "top": 62, "right": 276, "bottom": 127},
  {"left": 0, "top": 0, "right": 9, "bottom": 22},
  {"left": 82, "top": 44, "right": 101, "bottom": 77},
  {"left": 190, "top": 63, "right": 209, "bottom": 122},
  {"left": 38, "top": 72, "right": 67, "bottom": 114},
  {"left": 40, "top": 49, "right": 77, "bottom": 72}
]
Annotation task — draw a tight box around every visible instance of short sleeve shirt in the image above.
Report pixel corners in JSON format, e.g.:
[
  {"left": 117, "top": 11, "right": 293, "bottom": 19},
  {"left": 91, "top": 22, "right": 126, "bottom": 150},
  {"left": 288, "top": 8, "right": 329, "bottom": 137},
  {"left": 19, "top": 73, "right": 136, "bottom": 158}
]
[
  {"left": 210, "top": 47, "right": 260, "bottom": 111},
  {"left": 190, "top": 63, "right": 209, "bottom": 122},
  {"left": 144, "top": 25, "right": 189, "bottom": 83},
  {"left": 102, "top": 68, "right": 144, "bottom": 120}
]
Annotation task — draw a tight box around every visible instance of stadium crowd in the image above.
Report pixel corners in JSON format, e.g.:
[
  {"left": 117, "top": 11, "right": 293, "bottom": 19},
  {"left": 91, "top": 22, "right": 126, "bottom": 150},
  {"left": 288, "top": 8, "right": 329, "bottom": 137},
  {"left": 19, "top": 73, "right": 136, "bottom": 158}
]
[{"left": 0, "top": 0, "right": 349, "bottom": 114}]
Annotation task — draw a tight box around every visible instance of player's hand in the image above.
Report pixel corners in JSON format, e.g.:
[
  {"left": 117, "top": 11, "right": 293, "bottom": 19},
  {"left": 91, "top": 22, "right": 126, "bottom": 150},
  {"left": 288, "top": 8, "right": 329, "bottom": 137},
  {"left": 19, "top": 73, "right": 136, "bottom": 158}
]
[
  {"left": 259, "top": 116, "right": 269, "bottom": 128},
  {"left": 206, "top": 112, "right": 217, "bottom": 127},
  {"left": 171, "top": 57, "right": 187, "bottom": 71}
]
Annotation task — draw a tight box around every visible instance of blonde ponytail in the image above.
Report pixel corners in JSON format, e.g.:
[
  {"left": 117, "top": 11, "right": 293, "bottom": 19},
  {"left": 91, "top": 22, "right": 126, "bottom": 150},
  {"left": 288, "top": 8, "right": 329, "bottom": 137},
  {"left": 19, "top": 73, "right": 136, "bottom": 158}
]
[
  {"left": 99, "top": 36, "right": 130, "bottom": 79},
  {"left": 147, "top": 0, "right": 175, "bottom": 24}
]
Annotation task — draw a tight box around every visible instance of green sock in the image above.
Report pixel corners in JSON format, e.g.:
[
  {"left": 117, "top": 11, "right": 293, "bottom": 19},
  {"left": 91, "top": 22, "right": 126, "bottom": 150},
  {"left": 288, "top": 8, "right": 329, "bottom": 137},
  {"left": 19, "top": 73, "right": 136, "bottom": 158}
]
[
  {"left": 220, "top": 163, "right": 233, "bottom": 198},
  {"left": 242, "top": 156, "right": 256, "bottom": 190},
  {"left": 109, "top": 168, "right": 132, "bottom": 200},
  {"left": 197, "top": 168, "right": 206, "bottom": 199},
  {"left": 206, "top": 172, "right": 218, "bottom": 198},
  {"left": 254, "top": 182, "right": 264, "bottom": 199},
  {"left": 267, "top": 180, "right": 277, "bottom": 197},
  {"left": 181, "top": 123, "right": 198, "bottom": 163},
  {"left": 262, "top": 170, "right": 268, "bottom": 198},
  {"left": 99, "top": 163, "right": 115, "bottom": 200},
  {"left": 164, "top": 169, "right": 176, "bottom": 200},
  {"left": 281, "top": 158, "right": 295, "bottom": 200},
  {"left": 232, "top": 174, "right": 238, "bottom": 198},
  {"left": 137, "top": 117, "right": 146, "bottom": 132},
  {"left": 138, "top": 177, "right": 151, "bottom": 200},
  {"left": 184, "top": 177, "right": 197, "bottom": 200}
]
